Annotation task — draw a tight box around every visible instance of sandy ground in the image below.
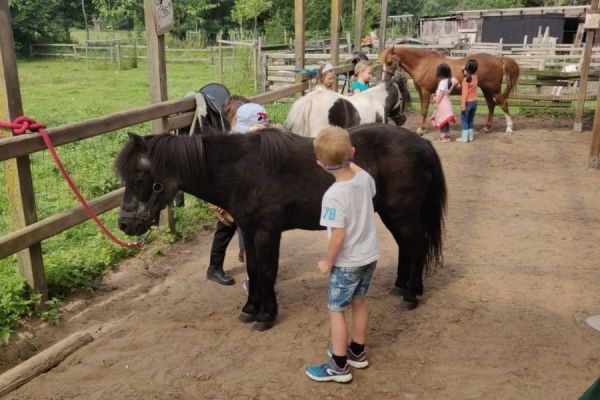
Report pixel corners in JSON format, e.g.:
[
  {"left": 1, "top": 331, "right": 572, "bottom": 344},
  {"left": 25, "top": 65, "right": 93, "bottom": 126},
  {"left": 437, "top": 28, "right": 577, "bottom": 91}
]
[{"left": 2, "top": 115, "right": 600, "bottom": 399}]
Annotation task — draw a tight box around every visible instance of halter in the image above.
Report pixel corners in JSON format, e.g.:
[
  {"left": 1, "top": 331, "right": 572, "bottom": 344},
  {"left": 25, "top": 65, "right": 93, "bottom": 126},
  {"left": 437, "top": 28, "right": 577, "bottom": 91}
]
[
  {"left": 119, "top": 182, "right": 165, "bottom": 221},
  {"left": 391, "top": 82, "right": 403, "bottom": 112}
]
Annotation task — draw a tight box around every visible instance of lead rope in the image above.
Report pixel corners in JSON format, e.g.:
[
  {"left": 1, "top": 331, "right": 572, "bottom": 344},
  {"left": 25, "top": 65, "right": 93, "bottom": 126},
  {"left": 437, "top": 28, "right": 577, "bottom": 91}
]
[{"left": 0, "top": 116, "right": 142, "bottom": 249}]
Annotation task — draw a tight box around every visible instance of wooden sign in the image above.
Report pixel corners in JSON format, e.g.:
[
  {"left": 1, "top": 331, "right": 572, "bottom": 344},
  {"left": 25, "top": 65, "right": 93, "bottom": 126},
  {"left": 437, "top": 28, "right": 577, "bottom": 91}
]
[
  {"left": 584, "top": 13, "right": 600, "bottom": 30},
  {"left": 153, "top": 0, "right": 174, "bottom": 35}
]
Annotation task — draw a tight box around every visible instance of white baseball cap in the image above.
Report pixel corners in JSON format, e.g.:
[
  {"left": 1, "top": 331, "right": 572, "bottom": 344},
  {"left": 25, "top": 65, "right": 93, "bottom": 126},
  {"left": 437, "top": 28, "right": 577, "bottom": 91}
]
[{"left": 234, "top": 103, "right": 268, "bottom": 133}]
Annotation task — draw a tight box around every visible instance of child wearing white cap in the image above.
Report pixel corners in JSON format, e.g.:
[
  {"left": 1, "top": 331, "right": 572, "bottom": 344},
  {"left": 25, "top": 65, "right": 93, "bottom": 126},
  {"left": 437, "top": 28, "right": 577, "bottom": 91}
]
[{"left": 232, "top": 103, "right": 269, "bottom": 134}]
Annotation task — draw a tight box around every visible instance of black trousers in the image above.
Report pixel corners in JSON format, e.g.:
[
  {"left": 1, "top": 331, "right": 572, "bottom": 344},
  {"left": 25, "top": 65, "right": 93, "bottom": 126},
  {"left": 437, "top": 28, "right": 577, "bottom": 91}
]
[{"left": 209, "top": 221, "right": 245, "bottom": 268}]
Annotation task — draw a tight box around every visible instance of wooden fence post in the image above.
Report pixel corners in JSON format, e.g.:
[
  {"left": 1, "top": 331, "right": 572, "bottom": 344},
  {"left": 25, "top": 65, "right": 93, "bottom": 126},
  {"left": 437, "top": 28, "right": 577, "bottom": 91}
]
[
  {"left": 219, "top": 41, "right": 224, "bottom": 83},
  {"left": 295, "top": 0, "right": 305, "bottom": 70},
  {"left": 85, "top": 40, "right": 89, "bottom": 70},
  {"left": 574, "top": 0, "right": 599, "bottom": 133},
  {"left": 330, "top": 0, "right": 341, "bottom": 69},
  {"left": 589, "top": 82, "right": 600, "bottom": 168},
  {"left": 252, "top": 40, "right": 258, "bottom": 91},
  {"left": 116, "top": 39, "right": 121, "bottom": 70},
  {"left": 0, "top": 0, "right": 47, "bottom": 298},
  {"left": 133, "top": 38, "right": 138, "bottom": 68},
  {"left": 143, "top": 0, "right": 175, "bottom": 234},
  {"left": 379, "top": 0, "right": 388, "bottom": 53},
  {"left": 354, "top": 0, "right": 364, "bottom": 53},
  {"left": 261, "top": 54, "right": 268, "bottom": 92}
]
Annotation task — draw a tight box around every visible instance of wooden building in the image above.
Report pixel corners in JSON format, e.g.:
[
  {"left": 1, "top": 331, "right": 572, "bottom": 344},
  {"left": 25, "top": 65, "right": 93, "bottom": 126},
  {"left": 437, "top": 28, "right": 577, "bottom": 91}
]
[{"left": 420, "top": 5, "right": 590, "bottom": 46}]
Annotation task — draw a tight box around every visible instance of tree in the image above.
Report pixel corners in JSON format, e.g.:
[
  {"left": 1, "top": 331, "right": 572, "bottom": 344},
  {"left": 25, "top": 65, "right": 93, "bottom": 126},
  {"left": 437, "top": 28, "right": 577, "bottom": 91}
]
[
  {"left": 231, "top": 0, "right": 273, "bottom": 37},
  {"left": 10, "top": 0, "right": 69, "bottom": 53},
  {"left": 171, "top": 0, "right": 219, "bottom": 40}
]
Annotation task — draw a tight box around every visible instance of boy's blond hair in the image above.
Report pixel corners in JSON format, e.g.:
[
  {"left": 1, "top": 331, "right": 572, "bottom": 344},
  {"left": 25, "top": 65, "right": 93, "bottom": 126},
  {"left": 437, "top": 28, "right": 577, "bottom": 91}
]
[
  {"left": 314, "top": 127, "right": 353, "bottom": 166},
  {"left": 354, "top": 60, "right": 373, "bottom": 76}
]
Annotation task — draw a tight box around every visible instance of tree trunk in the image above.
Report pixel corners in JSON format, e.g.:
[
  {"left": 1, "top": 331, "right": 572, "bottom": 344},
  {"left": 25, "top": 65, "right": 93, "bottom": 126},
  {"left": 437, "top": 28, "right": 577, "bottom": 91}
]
[{"left": 82, "top": 0, "right": 89, "bottom": 41}]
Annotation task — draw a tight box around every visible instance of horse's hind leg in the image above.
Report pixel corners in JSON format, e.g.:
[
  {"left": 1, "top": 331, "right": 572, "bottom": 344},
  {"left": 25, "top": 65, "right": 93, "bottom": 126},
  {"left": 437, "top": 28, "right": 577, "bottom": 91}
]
[
  {"left": 416, "top": 87, "right": 431, "bottom": 135},
  {"left": 380, "top": 212, "right": 425, "bottom": 310},
  {"left": 483, "top": 91, "right": 496, "bottom": 133},
  {"left": 494, "top": 92, "right": 514, "bottom": 134},
  {"left": 239, "top": 230, "right": 261, "bottom": 323}
]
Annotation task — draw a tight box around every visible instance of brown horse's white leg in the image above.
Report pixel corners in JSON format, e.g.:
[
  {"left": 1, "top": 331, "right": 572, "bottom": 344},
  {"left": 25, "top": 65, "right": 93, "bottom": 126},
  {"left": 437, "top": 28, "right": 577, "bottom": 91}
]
[
  {"left": 494, "top": 93, "right": 514, "bottom": 134},
  {"left": 483, "top": 92, "right": 496, "bottom": 133},
  {"left": 417, "top": 90, "right": 431, "bottom": 135}
]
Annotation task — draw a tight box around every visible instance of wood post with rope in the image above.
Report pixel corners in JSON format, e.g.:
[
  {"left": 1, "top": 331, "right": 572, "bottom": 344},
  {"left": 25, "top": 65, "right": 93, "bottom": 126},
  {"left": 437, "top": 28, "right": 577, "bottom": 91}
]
[
  {"left": 574, "top": 0, "right": 599, "bottom": 133},
  {"left": 143, "top": 0, "right": 176, "bottom": 234},
  {"left": 0, "top": 0, "right": 47, "bottom": 298}
]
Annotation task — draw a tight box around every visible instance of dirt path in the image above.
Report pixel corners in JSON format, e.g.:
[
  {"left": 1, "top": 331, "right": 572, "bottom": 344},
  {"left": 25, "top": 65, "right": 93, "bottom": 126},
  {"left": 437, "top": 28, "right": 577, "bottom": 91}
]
[{"left": 2, "top": 123, "right": 600, "bottom": 399}]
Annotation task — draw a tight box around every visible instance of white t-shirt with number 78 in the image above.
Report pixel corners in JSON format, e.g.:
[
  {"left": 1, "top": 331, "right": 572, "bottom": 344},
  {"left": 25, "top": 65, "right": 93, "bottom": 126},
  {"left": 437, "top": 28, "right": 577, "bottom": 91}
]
[{"left": 320, "top": 170, "right": 379, "bottom": 268}]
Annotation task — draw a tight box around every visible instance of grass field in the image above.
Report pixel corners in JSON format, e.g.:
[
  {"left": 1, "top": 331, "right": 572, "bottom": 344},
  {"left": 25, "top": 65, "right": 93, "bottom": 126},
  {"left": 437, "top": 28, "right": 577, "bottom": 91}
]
[{"left": 0, "top": 58, "right": 294, "bottom": 343}]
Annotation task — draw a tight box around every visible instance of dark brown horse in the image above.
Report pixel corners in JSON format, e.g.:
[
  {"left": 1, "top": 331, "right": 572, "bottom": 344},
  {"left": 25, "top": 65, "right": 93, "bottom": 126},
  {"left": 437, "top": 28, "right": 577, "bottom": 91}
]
[
  {"left": 116, "top": 124, "right": 447, "bottom": 331},
  {"left": 380, "top": 46, "right": 519, "bottom": 135}
]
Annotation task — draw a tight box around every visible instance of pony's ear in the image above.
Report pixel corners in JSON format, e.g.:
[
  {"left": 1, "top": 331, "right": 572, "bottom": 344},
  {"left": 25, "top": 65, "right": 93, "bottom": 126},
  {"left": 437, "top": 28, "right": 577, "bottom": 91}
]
[{"left": 127, "top": 132, "right": 147, "bottom": 151}]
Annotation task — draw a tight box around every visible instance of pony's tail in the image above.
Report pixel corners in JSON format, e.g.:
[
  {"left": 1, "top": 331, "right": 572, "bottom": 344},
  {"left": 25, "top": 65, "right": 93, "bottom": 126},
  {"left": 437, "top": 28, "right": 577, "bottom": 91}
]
[
  {"left": 422, "top": 141, "right": 447, "bottom": 272},
  {"left": 501, "top": 57, "right": 519, "bottom": 99},
  {"left": 283, "top": 96, "right": 313, "bottom": 137}
]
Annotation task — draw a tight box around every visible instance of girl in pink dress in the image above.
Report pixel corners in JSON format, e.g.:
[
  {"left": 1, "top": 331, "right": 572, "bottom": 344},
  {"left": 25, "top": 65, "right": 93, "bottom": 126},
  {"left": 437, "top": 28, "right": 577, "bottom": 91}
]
[{"left": 431, "top": 63, "right": 458, "bottom": 142}]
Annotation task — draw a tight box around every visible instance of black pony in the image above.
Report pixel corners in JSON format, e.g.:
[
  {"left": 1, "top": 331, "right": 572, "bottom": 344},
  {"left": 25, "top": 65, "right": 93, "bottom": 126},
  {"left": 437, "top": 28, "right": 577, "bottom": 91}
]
[{"left": 116, "top": 124, "right": 446, "bottom": 331}]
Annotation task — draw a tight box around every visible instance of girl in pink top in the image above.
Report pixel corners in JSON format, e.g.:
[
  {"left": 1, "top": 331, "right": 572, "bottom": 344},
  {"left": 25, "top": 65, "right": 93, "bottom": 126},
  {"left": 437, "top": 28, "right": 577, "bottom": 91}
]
[{"left": 431, "top": 63, "right": 458, "bottom": 142}]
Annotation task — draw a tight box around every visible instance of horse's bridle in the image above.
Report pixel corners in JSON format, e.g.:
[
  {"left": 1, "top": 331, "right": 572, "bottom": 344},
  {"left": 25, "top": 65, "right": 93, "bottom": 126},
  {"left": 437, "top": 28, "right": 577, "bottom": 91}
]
[{"left": 119, "top": 182, "right": 165, "bottom": 222}]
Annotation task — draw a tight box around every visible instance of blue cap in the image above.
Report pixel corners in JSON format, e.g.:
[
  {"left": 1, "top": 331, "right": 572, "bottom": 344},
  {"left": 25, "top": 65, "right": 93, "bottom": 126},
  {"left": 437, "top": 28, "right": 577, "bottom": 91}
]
[{"left": 234, "top": 103, "right": 268, "bottom": 133}]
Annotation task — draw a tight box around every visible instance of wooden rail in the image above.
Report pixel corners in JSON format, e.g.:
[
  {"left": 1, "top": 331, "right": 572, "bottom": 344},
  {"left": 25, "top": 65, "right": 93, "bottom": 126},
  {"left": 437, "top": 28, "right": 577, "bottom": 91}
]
[{"left": 0, "top": 83, "right": 307, "bottom": 262}]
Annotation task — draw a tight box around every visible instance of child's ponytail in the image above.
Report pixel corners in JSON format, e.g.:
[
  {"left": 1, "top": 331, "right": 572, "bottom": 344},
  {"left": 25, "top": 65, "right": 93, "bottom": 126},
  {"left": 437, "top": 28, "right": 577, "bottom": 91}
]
[{"left": 464, "top": 59, "right": 478, "bottom": 84}]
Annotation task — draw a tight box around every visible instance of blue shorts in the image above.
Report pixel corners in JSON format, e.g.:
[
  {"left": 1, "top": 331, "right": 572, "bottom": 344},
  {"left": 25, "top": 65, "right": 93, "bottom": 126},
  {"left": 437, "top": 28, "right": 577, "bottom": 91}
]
[{"left": 327, "top": 261, "right": 377, "bottom": 312}]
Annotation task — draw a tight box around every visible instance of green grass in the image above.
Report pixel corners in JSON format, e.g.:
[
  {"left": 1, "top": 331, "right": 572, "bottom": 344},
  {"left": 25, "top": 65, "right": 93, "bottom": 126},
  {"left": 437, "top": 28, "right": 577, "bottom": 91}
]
[{"left": 0, "top": 57, "right": 259, "bottom": 343}]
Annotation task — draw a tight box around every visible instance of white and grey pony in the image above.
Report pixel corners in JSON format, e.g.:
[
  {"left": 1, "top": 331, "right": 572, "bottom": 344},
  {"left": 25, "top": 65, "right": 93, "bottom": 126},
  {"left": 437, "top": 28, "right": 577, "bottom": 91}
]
[{"left": 284, "top": 80, "right": 410, "bottom": 137}]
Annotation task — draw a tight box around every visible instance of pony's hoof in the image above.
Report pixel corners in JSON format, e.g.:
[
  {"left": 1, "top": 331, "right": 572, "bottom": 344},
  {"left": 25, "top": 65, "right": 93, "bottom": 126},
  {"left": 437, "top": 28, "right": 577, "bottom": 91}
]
[
  {"left": 252, "top": 320, "right": 274, "bottom": 331},
  {"left": 483, "top": 126, "right": 491, "bottom": 133},
  {"left": 239, "top": 311, "right": 257, "bottom": 323},
  {"left": 390, "top": 286, "right": 408, "bottom": 296},
  {"left": 416, "top": 127, "right": 425, "bottom": 136},
  {"left": 400, "top": 300, "right": 418, "bottom": 311}
]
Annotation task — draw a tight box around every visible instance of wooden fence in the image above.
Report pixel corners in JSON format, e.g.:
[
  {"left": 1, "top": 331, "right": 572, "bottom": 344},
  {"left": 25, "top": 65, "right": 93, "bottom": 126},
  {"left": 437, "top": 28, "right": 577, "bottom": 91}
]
[{"left": 0, "top": 82, "right": 308, "bottom": 297}]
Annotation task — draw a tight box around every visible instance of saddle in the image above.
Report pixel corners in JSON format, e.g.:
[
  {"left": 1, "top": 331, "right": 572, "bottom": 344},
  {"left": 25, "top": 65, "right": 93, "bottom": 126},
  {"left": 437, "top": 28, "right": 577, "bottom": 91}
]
[{"left": 188, "top": 83, "right": 231, "bottom": 134}]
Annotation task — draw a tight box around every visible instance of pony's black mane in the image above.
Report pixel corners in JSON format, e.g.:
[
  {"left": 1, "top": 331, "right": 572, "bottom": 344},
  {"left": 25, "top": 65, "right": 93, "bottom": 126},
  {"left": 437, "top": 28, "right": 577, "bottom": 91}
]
[{"left": 116, "top": 127, "right": 306, "bottom": 183}]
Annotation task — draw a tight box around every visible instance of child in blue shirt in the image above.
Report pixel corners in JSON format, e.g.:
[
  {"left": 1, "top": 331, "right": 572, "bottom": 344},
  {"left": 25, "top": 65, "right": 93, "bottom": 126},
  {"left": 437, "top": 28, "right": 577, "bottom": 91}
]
[{"left": 350, "top": 60, "right": 373, "bottom": 94}]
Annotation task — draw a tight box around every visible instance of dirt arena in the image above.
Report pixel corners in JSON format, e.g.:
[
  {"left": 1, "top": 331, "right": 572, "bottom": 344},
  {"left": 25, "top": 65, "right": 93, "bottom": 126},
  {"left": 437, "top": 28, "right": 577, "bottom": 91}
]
[{"left": 2, "top": 114, "right": 600, "bottom": 399}]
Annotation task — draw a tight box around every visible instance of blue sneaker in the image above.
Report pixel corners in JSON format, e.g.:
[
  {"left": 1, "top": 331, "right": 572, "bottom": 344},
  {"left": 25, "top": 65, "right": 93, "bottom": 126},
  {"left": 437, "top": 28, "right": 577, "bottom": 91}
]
[
  {"left": 305, "top": 358, "right": 352, "bottom": 383},
  {"left": 327, "top": 346, "right": 369, "bottom": 368}
]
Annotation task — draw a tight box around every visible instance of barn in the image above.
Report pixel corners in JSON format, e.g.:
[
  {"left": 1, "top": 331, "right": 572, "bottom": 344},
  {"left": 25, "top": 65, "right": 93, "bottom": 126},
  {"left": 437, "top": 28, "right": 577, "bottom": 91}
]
[{"left": 420, "top": 5, "right": 590, "bottom": 46}]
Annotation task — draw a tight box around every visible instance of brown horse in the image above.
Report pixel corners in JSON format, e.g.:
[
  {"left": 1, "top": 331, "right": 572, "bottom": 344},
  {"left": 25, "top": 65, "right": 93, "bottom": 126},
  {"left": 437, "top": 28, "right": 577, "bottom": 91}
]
[{"left": 379, "top": 46, "right": 519, "bottom": 135}]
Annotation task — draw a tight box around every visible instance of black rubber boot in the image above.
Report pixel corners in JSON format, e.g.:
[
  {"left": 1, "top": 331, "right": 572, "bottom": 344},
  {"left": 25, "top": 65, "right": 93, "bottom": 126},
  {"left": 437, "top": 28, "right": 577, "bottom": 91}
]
[{"left": 206, "top": 265, "right": 235, "bottom": 285}]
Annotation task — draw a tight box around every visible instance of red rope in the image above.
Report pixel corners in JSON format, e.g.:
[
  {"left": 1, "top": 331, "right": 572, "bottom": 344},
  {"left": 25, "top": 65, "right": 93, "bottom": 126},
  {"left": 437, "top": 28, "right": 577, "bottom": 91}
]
[{"left": 0, "top": 116, "right": 142, "bottom": 249}]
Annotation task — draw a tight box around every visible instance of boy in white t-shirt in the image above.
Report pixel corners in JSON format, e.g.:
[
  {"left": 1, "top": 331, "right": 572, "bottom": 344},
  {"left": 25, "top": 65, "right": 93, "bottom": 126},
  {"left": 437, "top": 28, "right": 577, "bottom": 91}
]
[{"left": 306, "top": 127, "right": 379, "bottom": 383}]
